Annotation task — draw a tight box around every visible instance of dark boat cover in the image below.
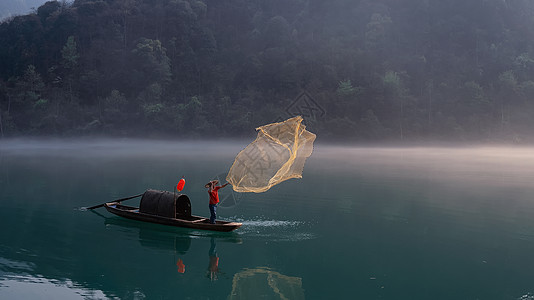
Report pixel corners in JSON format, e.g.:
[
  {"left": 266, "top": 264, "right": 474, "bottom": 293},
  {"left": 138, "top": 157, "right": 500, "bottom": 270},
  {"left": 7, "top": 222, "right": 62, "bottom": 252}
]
[{"left": 139, "top": 189, "right": 191, "bottom": 218}]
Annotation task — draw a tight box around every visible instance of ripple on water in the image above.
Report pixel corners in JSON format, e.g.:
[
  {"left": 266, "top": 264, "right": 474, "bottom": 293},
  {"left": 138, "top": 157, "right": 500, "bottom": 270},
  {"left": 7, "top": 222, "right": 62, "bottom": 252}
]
[
  {"left": 232, "top": 217, "right": 317, "bottom": 242},
  {"left": 0, "top": 275, "right": 109, "bottom": 299}
]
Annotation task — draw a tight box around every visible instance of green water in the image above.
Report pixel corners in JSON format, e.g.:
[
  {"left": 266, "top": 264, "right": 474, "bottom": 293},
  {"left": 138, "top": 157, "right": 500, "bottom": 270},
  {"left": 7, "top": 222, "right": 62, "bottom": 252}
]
[{"left": 1, "top": 140, "right": 534, "bottom": 300}]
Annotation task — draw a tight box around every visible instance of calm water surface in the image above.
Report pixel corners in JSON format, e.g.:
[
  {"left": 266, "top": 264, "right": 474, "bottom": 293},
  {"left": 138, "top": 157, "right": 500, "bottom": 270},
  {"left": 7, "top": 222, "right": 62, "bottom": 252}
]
[{"left": 1, "top": 140, "right": 534, "bottom": 299}]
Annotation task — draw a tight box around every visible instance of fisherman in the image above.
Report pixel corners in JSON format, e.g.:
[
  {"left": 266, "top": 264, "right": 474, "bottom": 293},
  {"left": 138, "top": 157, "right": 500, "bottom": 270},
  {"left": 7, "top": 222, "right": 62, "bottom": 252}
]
[{"left": 205, "top": 180, "right": 230, "bottom": 224}]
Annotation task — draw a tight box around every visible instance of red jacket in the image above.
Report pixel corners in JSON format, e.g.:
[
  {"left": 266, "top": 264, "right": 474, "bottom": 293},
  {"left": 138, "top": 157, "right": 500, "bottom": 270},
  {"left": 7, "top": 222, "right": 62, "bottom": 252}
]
[{"left": 209, "top": 186, "right": 222, "bottom": 205}]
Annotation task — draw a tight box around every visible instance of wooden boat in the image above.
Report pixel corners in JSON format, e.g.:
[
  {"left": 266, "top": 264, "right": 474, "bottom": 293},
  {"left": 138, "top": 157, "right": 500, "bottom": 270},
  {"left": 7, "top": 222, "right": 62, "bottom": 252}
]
[{"left": 103, "top": 189, "right": 242, "bottom": 232}]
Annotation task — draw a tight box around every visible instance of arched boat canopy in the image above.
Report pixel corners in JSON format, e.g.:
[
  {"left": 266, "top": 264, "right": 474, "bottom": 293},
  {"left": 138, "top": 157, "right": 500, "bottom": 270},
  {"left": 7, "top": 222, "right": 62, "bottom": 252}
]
[{"left": 139, "top": 189, "right": 191, "bottom": 218}]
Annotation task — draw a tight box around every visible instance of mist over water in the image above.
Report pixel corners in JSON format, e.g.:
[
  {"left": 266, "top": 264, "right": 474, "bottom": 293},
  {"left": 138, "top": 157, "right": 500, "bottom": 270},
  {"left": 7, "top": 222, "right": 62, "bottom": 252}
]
[
  {"left": 1, "top": 139, "right": 534, "bottom": 299},
  {"left": 4, "top": 138, "right": 534, "bottom": 175},
  {"left": 314, "top": 145, "right": 534, "bottom": 187},
  {"left": 0, "top": 138, "right": 248, "bottom": 159}
]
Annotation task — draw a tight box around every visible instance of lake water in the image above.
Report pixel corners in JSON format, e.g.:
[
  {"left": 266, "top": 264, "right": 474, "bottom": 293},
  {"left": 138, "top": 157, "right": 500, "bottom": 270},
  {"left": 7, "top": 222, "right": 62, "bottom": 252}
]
[{"left": 1, "top": 140, "right": 534, "bottom": 299}]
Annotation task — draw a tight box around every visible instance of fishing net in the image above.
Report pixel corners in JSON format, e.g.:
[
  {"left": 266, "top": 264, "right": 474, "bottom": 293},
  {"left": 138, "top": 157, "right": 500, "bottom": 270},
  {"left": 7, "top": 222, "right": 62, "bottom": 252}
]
[
  {"left": 226, "top": 116, "right": 316, "bottom": 193},
  {"left": 229, "top": 267, "right": 304, "bottom": 300}
]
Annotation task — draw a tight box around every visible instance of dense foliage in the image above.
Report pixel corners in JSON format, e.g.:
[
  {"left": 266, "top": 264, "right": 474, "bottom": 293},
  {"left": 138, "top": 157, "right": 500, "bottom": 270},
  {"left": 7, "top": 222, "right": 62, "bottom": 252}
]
[{"left": 1, "top": 0, "right": 534, "bottom": 142}]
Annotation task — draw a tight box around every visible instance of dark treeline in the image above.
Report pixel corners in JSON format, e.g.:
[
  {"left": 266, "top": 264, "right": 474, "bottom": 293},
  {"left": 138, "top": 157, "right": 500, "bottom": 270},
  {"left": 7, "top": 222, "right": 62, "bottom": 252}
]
[{"left": 1, "top": 0, "right": 534, "bottom": 141}]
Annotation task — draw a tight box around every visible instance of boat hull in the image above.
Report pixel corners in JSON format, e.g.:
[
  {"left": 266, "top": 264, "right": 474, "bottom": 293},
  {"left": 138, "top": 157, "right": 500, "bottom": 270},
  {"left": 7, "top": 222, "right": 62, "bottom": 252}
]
[{"left": 104, "top": 203, "right": 242, "bottom": 232}]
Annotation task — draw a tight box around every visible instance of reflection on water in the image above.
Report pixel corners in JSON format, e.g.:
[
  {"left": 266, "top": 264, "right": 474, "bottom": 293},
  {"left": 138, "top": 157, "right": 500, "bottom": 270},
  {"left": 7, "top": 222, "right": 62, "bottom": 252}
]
[
  {"left": 0, "top": 257, "right": 34, "bottom": 273},
  {"left": 176, "top": 258, "right": 185, "bottom": 274},
  {"left": 0, "top": 275, "right": 108, "bottom": 299},
  {"left": 99, "top": 212, "right": 242, "bottom": 281},
  {"left": 3, "top": 140, "right": 534, "bottom": 299},
  {"left": 229, "top": 267, "right": 304, "bottom": 300},
  {"left": 207, "top": 238, "right": 219, "bottom": 281}
]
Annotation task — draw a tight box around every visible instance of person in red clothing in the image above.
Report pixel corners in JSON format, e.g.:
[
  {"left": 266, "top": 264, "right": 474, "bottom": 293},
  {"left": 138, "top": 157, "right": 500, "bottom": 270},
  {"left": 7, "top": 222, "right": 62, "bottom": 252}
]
[
  {"left": 206, "top": 237, "right": 219, "bottom": 281},
  {"left": 205, "top": 180, "right": 230, "bottom": 224}
]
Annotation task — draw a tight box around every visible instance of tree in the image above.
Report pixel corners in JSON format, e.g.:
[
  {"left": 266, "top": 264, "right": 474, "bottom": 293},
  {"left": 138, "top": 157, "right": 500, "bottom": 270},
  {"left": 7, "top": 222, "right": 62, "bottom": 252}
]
[
  {"left": 102, "top": 89, "right": 127, "bottom": 125},
  {"left": 497, "top": 70, "right": 519, "bottom": 134},
  {"left": 61, "top": 35, "right": 79, "bottom": 70},
  {"left": 383, "top": 70, "right": 407, "bottom": 139},
  {"left": 336, "top": 79, "right": 356, "bottom": 97},
  {"left": 7, "top": 65, "right": 48, "bottom": 133},
  {"left": 61, "top": 35, "right": 79, "bottom": 103},
  {"left": 365, "top": 13, "right": 392, "bottom": 57},
  {"left": 130, "top": 38, "right": 171, "bottom": 91}
]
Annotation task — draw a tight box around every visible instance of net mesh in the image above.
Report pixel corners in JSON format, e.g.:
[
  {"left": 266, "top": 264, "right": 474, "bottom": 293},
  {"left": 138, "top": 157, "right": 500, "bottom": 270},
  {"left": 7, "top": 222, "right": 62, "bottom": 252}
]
[
  {"left": 229, "top": 267, "right": 304, "bottom": 300},
  {"left": 226, "top": 116, "right": 316, "bottom": 193}
]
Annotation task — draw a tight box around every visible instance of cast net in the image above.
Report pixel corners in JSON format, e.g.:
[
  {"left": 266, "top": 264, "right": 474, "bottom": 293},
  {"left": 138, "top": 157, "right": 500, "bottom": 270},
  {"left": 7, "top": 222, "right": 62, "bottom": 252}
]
[{"left": 226, "top": 116, "right": 316, "bottom": 193}]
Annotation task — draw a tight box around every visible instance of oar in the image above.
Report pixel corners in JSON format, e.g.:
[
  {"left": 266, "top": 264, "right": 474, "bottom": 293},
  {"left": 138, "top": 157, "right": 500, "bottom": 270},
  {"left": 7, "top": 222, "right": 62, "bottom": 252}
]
[{"left": 86, "top": 193, "right": 143, "bottom": 210}]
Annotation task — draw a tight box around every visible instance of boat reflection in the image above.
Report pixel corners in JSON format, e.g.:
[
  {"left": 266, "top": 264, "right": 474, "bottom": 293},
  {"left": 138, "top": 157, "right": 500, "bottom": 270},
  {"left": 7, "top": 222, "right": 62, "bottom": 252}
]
[
  {"left": 96, "top": 211, "right": 242, "bottom": 279},
  {"left": 137, "top": 223, "right": 192, "bottom": 253}
]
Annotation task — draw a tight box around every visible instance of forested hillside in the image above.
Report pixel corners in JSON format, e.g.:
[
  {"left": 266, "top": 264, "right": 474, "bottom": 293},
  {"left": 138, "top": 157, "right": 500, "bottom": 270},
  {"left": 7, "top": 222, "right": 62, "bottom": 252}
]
[{"left": 1, "top": 0, "right": 534, "bottom": 141}]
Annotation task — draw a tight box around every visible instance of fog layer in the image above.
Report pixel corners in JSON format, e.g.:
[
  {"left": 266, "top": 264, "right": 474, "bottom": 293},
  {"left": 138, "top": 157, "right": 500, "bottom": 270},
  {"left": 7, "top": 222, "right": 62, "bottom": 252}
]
[
  {"left": 2, "top": 139, "right": 533, "bottom": 188},
  {"left": 313, "top": 145, "right": 534, "bottom": 188}
]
